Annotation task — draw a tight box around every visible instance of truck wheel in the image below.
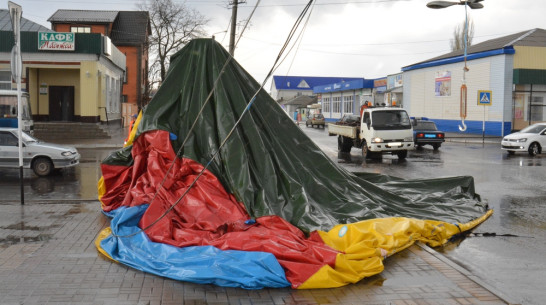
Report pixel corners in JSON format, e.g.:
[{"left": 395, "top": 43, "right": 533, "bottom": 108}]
[
  {"left": 396, "top": 150, "right": 408, "bottom": 160},
  {"left": 338, "top": 136, "right": 352, "bottom": 153},
  {"left": 361, "top": 142, "right": 373, "bottom": 159},
  {"left": 32, "top": 157, "right": 53, "bottom": 176}
]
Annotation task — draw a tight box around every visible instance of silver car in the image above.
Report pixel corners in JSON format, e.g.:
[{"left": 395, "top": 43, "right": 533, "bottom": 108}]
[{"left": 0, "top": 127, "right": 80, "bottom": 176}]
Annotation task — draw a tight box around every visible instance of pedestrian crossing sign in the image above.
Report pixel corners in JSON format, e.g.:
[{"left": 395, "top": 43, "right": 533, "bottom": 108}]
[{"left": 478, "top": 90, "right": 492, "bottom": 106}]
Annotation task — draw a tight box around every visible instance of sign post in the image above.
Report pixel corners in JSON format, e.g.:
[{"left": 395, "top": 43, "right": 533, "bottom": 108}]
[
  {"left": 477, "top": 90, "right": 492, "bottom": 144},
  {"left": 8, "top": 1, "right": 24, "bottom": 205}
]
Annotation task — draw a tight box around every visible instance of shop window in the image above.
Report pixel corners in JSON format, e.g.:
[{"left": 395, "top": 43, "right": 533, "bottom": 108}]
[
  {"left": 0, "top": 71, "right": 11, "bottom": 90},
  {"left": 343, "top": 95, "right": 353, "bottom": 114},
  {"left": 333, "top": 97, "right": 341, "bottom": 114},
  {"left": 323, "top": 97, "right": 330, "bottom": 113}
]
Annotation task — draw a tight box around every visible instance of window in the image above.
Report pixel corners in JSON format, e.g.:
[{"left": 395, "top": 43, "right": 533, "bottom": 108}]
[
  {"left": 70, "top": 26, "right": 91, "bottom": 33},
  {"left": 323, "top": 97, "right": 330, "bottom": 113},
  {"left": 343, "top": 95, "right": 353, "bottom": 114},
  {"left": 0, "top": 71, "right": 11, "bottom": 90},
  {"left": 123, "top": 69, "right": 128, "bottom": 84},
  {"left": 333, "top": 97, "right": 341, "bottom": 114},
  {"left": 0, "top": 131, "right": 17, "bottom": 146}
]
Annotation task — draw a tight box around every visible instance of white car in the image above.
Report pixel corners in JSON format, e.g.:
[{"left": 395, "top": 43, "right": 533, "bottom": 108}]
[
  {"left": 0, "top": 127, "right": 80, "bottom": 176},
  {"left": 501, "top": 123, "right": 546, "bottom": 156}
]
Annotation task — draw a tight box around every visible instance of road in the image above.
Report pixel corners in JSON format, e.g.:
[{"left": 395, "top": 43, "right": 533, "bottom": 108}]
[
  {"left": 302, "top": 124, "right": 546, "bottom": 305},
  {"left": 1, "top": 125, "right": 544, "bottom": 304}
]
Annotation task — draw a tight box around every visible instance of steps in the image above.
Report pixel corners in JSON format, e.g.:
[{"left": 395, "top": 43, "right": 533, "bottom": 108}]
[{"left": 33, "top": 122, "right": 112, "bottom": 141}]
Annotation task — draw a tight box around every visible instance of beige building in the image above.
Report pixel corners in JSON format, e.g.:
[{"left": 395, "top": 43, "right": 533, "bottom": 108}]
[{"left": 0, "top": 10, "right": 126, "bottom": 124}]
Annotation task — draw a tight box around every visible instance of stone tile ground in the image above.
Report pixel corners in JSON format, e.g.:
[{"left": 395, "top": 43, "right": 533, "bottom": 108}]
[{"left": 0, "top": 202, "right": 509, "bottom": 305}]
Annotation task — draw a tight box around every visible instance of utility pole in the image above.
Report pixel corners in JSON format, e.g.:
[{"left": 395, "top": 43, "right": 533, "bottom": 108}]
[{"left": 228, "top": 0, "right": 245, "bottom": 56}]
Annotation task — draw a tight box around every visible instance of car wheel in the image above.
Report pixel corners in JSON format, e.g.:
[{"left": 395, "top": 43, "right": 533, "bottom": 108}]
[
  {"left": 433, "top": 144, "right": 441, "bottom": 150},
  {"left": 528, "top": 142, "right": 541, "bottom": 156},
  {"left": 306, "top": 122, "right": 309, "bottom": 127},
  {"left": 397, "top": 150, "right": 408, "bottom": 159},
  {"left": 32, "top": 157, "right": 53, "bottom": 176}
]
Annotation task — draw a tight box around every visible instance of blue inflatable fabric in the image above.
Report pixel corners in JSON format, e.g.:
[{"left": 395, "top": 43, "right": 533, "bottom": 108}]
[{"left": 99, "top": 205, "right": 291, "bottom": 289}]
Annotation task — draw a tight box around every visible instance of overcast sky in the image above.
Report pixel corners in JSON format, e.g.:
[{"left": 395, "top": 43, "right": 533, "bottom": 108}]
[{"left": 6, "top": 0, "right": 546, "bottom": 89}]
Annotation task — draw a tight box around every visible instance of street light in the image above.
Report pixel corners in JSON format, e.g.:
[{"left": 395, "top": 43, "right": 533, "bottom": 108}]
[{"left": 427, "top": 0, "right": 484, "bottom": 131}]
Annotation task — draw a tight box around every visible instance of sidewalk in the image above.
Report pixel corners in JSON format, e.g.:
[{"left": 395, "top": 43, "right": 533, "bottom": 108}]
[
  {"left": 0, "top": 202, "right": 513, "bottom": 305},
  {"left": 445, "top": 132, "right": 502, "bottom": 144},
  {"left": 0, "top": 126, "right": 514, "bottom": 304}
]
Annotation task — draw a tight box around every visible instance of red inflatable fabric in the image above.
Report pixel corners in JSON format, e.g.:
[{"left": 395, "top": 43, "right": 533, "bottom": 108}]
[{"left": 100, "top": 130, "right": 340, "bottom": 288}]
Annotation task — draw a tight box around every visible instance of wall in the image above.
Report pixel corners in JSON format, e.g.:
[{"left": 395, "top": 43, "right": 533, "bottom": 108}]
[
  {"left": 117, "top": 45, "right": 139, "bottom": 105},
  {"left": 514, "top": 46, "right": 546, "bottom": 69},
  {"left": 35, "top": 68, "right": 80, "bottom": 116},
  {"left": 53, "top": 24, "right": 110, "bottom": 36},
  {"left": 404, "top": 54, "right": 513, "bottom": 136}
]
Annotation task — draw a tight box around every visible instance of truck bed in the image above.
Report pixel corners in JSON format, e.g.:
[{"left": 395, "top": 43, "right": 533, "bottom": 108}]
[{"left": 327, "top": 123, "right": 358, "bottom": 138}]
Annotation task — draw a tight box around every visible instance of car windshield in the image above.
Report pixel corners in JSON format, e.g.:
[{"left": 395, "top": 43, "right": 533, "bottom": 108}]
[
  {"left": 519, "top": 124, "right": 546, "bottom": 134},
  {"left": 371, "top": 110, "right": 411, "bottom": 130},
  {"left": 415, "top": 121, "right": 438, "bottom": 131},
  {"left": 314, "top": 114, "right": 323, "bottom": 119},
  {"left": 21, "top": 131, "right": 38, "bottom": 143}
]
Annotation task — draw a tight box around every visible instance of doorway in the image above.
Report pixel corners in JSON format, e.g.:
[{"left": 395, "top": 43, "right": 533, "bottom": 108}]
[{"left": 48, "top": 86, "right": 74, "bottom": 121}]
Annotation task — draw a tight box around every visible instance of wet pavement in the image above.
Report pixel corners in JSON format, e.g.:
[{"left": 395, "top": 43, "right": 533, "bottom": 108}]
[{"left": 0, "top": 125, "right": 516, "bottom": 304}]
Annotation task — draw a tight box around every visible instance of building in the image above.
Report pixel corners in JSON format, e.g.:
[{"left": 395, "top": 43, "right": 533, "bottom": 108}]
[
  {"left": 271, "top": 76, "right": 362, "bottom": 121},
  {"left": 48, "top": 10, "right": 150, "bottom": 124},
  {"left": 313, "top": 78, "right": 398, "bottom": 122},
  {"left": 402, "top": 28, "right": 546, "bottom": 136},
  {"left": 0, "top": 10, "right": 126, "bottom": 124}
]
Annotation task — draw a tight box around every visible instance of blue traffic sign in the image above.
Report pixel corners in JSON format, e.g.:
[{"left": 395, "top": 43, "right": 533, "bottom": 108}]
[{"left": 478, "top": 90, "right": 492, "bottom": 106}]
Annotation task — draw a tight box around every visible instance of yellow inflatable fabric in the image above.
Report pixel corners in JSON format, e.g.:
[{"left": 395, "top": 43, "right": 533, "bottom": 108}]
[{"left": 298, "top": 210, "right": 493, "bottom": 289}]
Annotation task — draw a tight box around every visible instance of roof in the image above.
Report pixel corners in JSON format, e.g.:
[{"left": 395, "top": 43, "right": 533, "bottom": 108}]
[
  {"left": 48, "top": 10, "right": 118, "bottom": 23},
  {"left": 47, "top": 10, "right": 149, "bottom": 46},
  {"left": 278, "top": 95, "right": 317, "bottom": 106},
  {"left": 273, "top": 76, "right": 362, "bottom": 91},
  {"left": 0, "top": 9, "right": 52, "bottom": 32},
  {"left": 110, "top": 11, "right": 150, "bottom": 45},
  {"left": 404, "top": 28, "right": 546, "bottom": 71}
]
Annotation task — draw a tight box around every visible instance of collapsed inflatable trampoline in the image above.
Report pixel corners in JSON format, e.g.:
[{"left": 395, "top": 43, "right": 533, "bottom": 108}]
[{"left": 95, "top": 39, "right": 491, "bottom": 289}]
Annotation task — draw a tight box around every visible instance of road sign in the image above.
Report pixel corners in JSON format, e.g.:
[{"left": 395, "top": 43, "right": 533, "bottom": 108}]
[{"left": 478, "top": 90, "right": 492, "bottom": 106}]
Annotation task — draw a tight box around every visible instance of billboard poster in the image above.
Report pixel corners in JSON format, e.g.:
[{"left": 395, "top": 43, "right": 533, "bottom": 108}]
[{"left": 435, "top": 71, "right": 451, "bottom": 96}]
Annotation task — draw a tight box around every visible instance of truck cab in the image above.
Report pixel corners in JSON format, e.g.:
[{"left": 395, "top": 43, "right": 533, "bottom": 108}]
[
  {"left": 0, "top": 90, "right": 34, "bottom": 135},
  {"left": 360, "top": 108, "right": 414, "bottom": 159},
  {"left": 329, "top": 107, "right": 414, "bottom": 159}
]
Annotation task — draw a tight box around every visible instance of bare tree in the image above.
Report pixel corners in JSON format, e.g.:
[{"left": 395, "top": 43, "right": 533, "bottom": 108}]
[
  {"left": 450, "top": 18, "right": 475, "bottom": 52},
  {"left": 139, "top": 0, "right": 209, "bottom": 86}
]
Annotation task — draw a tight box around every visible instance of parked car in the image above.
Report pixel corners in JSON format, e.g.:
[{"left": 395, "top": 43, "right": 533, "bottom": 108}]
[
  {"left": 305, "top": 113, "right": 325, "bottom": 128},
  {"left": 0, "top": 127, "right": 80, "bottom": 176},
  {"left": 501, "top": 123, "right": 546, "bottom": 156},
  {"left": 335, "top": 114, "right": 360, "bottom": 126},
  {"left": 412, "top": 119, "right": 445, "bottom": 150}
]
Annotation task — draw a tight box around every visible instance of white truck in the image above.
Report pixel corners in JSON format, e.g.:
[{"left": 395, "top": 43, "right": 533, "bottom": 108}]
[
  {"left": 0, "top": 90, "right": 34, "bottom": 135},
  {"left": 328, "top": 107, "right": 414, "bottom": 159}
]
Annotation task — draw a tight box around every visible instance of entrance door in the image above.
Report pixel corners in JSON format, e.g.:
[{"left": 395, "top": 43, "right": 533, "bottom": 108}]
[{"left": 49, "top": 86, "right": 74, "bottom": 121}]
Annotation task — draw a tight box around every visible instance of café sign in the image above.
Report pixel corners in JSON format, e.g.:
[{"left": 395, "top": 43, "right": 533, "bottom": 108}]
[{"left": 38, "top": 32, "right": 75, "bottom": 51}]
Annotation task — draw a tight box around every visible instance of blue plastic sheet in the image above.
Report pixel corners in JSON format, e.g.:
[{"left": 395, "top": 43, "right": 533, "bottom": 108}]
[{"left": 99, "top": 205, "right": 290, "bottom": 289}]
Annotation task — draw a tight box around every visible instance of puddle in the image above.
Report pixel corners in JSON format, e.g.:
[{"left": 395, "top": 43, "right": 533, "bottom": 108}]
[{"left": 0, "top": 234, "right": 52, "bottom": 245}]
